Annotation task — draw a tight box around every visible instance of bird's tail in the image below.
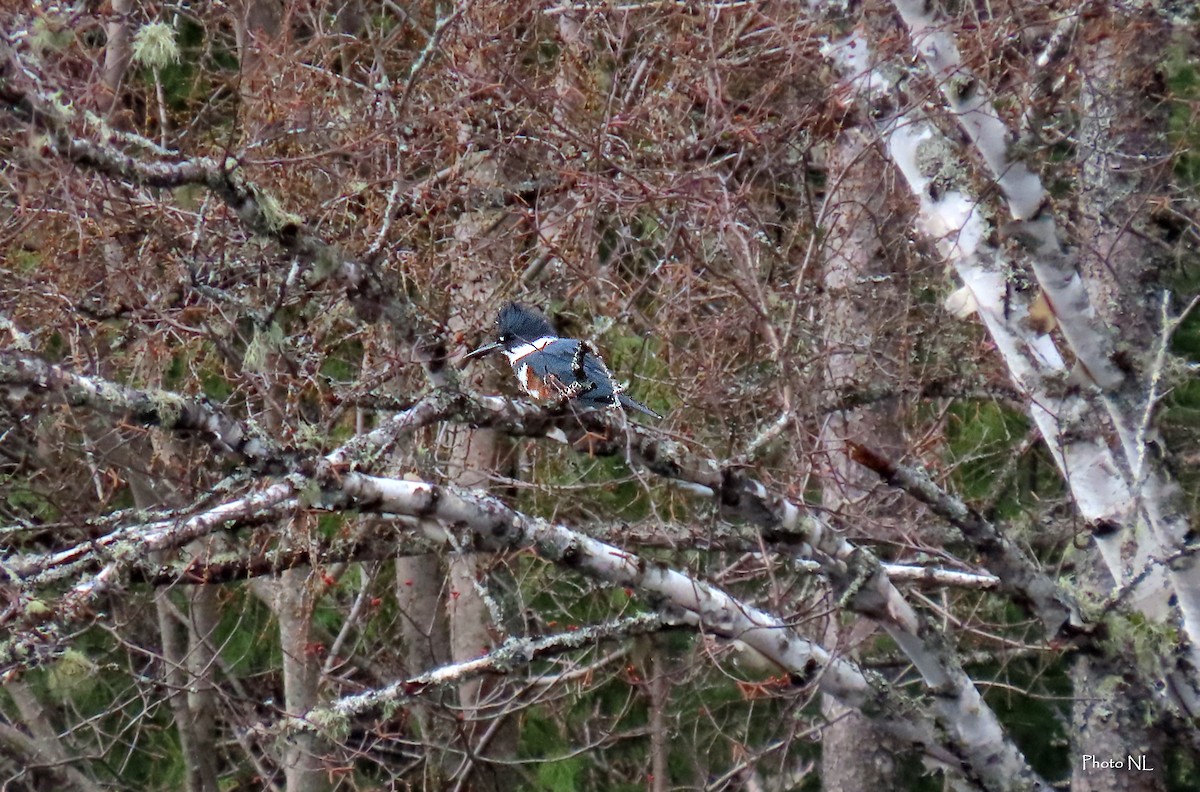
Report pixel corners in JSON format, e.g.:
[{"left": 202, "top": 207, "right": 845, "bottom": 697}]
[{"left": 619, "top": 393, "right": 662, "bottom": 419}]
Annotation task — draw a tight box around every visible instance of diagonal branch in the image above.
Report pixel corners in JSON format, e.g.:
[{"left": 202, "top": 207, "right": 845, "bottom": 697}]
[
  {"left": 2, "top": 363, "right": 1042, "bottom": 786},
  {"left": 0, "top": 352, "right": 280, "bottom": 465},
  {"left": 889, "top": 0, "right": 1124, "bottom": 390},
  {"left": 282, "top": 613, "right": 684, "bottom": 732},
  {"left": 1, "top": 351, "right": 1057, "bottom": 633},
  {"left": 839, "top": 1, "right": 1200, "bottom": 706},
  {"left": 0, "top": 37, "right": 436, "bottom": 348},
  {"left": 848, "top": 442, "right": 1082, "bottom": 639},
  {"left": 0, "top": 486, "right": 297, "bottom": 677},
  {"left": 307, "top": 471, "right": 955, "bottom": 762}
]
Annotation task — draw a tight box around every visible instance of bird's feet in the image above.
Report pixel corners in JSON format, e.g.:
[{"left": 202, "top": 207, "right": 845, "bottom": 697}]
[{"left": 572, "top": 428, "right": 611, "bottom": 455}]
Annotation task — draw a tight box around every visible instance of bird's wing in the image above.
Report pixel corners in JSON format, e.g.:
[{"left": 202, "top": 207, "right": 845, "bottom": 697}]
[
  {"left": 522, "top": 340, "right": 618, "bottom": 402},
  {"left": 523, "top": 339, "right": 660, "bottom": 418}
]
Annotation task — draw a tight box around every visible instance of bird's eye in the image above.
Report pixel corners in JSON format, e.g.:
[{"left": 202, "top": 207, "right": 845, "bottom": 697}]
[{"left": 499, "top": 334, "right": 509, "bottom": 342}]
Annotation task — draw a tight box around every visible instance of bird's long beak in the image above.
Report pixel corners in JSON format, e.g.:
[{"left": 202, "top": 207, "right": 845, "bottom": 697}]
[{"left": 463, "top": 340, "right": 502, "bottom": 361}]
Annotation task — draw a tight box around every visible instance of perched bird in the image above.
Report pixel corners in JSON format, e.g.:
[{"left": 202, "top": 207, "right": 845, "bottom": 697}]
[{"left": 464, "top": 302, "right": 661, "bottom": 419}]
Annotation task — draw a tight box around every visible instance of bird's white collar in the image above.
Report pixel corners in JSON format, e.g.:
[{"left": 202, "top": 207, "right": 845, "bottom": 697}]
[{"left": 503, "top": 336, "right": 558, "bottom": 364}]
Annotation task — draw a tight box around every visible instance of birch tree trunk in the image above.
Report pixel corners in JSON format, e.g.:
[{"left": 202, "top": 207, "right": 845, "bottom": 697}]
[
  {"left": 394, "top": 549, "right": 453, "bottom": 783},
  {"left": 232, "top": 0, "right": 283, "bottom": 84},
  {"left": 98, "top": 0, "right": 133, "bottom": 117},
  {"left": 817, "top": 131, "right": 904, "bottom": 789},
  {"left": 5, "top": 2, "right": 1200, "bottom": 789},
  {"left": 96, "top": 428, "right": 223, "bottom": 792},
  {"left": 1071, "top": 10, "right": 1176, "bottom": 789},
  {"left": 276, "top": 560, "right": 328, "bottom": 792},
  {"left": 441, "top": 148, "right": 520, "bottom": 791}
]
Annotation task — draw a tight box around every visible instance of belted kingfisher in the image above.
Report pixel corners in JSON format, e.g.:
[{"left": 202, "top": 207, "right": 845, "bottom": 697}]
[{"left": 464, "top": 303, "right": 661, "bottom": 419}]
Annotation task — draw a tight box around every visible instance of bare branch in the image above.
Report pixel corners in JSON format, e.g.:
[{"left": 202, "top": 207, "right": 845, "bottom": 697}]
[
  {"left": 848, "top": 442, "right": 1083, "bottom": 638},
  {"left": 0, "top": 38, "right": 437, "bottom": 345},
  {"left": 890, "top": 0, "right": 1124, "bottom": 390},
  {"left": 0, "top": 352, "right": 279, "bottom": 464},
  {"left": 285, "top": 613, "right": 683, "bottom": 730}
]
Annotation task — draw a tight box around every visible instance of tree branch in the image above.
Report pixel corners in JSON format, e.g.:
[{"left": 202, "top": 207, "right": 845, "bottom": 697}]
[
  {"left": 0, "top": 37, "right": 437, "bottom": 348},
  {"left": 282, "top": 612, "right": 683, "bottom": 732},
  {"left": 847, "top": 442, "right": 1083, "bottom": 639},
  {"left": 889, "top": 0, "right": 1124, "bottom": 390}
]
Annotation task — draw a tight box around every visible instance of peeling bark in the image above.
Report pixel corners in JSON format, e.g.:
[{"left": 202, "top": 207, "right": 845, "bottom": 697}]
[{"left": 813, "top": 13, "right": 1199, "bottom": 709}]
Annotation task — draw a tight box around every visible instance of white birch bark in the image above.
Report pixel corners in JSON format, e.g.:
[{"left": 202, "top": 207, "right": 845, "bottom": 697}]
[
  {"left": 108, "top": 430, "right": 223, "bottom": 792},
  {"left": 1072, "top": 10, "right": 1195, "bottom": 758},
  {"left": 186, "top": 584, "right": 222, "bottom": 792},
  {"left": 441, "top": 147, "right": 521, "bottom": 790},
  {"left": 813, "top": 17, "right": 1171, "bottom": 618},
  {"left": 3, "top": 425, "right": 1036, "bottom": 788},
  {"left": 98, "top": 0, "right": 134, "bottom": 117},
  {"left": 274, "top": 561, "right": 329, "bottom": 792},
  {"left": 889, "top": 0, "right": 1125, "bottom": 390},
  {"left": 879, "top": 0, "right": 1200, "bottom": 700},
  {"left": 323, "top": 471, "right": 1046, "bottom": 789}
]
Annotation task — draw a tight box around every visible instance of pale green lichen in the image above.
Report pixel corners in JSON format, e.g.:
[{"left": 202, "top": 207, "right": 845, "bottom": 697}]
[
  {"left": 1100, "top": 611, "right": 1179, "bottom": 681},
  {"left": 947, "top": 73, "right": 976, "bottom": 103},
  {"left": 296, "top": 480, "right": 325, "bottom": 509},
  {"left": 47, "top": 649, "right": 98, "bottom": 698},
  {"left": 836, "top": 552, "right": 876, "bottom": 609},
  {"left": 243, "top": 322, "right": 284, "bottom": 373},
  {"left": 255, "top": 190, "right": 304, "bottom": 233},
  {"left": 92, "top": 379, "right": 127, "bottom": 409},
  {"left": 148, "top": 390, "right": 186, "bottom": 426},
  {"left": 30, "top": 12, "right": 72, "bottom": 54},
  {"left": 24, "top": 599, "right": 51, "bottom": 618},
  {"left": 132, "top": 22, "right": 179, "bottom": 71},
  {"left": 380, "top": 698, "right": 402, "bottom": 721},
  {"left": 914, "top": 136, "right": 965, "bottom": 187},
  {"left": 294, "top": 421, "right": 326, "bottom": 449},
  {"left": 306, "top": 707, "right": 350, "bottom": 739}
]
